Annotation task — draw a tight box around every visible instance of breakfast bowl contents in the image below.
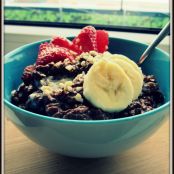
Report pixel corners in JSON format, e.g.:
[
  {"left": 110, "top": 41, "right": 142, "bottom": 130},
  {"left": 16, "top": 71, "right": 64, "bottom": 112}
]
[
  {"left": 4, "top": 26, "right": 170, "bottom": 158},
  {"left": 10, "top": 26, "right": 164, "bottom": 120}
]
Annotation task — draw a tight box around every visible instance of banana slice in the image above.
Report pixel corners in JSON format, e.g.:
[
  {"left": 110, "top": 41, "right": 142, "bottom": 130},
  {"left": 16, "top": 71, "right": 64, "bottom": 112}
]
[
  {"left": 108, "top": 55, "right": 143, "bottom": 100},
  {"left": 83, "top": 58, "right": 134, "bottom": 112},
  {"left": 112, "top": 54, "right": 143, "bottom": 78}
]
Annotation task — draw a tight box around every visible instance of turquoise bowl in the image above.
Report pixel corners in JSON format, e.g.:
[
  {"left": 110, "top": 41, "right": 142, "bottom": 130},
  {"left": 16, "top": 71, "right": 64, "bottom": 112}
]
[{"left": 4, "top": 37, "right": 170, "bottom": 158}]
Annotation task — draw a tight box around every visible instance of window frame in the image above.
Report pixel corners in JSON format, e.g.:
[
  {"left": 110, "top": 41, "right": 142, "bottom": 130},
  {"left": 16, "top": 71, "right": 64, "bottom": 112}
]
[{"left": 4, "top": 20, "right": 163, "bottom": 34}]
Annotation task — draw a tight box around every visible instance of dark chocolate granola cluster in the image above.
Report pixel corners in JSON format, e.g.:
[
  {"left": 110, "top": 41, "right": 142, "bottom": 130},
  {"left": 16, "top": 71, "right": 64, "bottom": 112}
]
[{"left": 11, "top": 51, "right": 164, "bottom": 120}]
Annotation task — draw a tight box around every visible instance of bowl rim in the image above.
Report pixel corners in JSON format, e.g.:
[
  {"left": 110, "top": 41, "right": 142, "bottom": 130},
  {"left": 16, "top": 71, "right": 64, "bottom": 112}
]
[{"left": 4, "top": 37, "right": 170, "bottom": 124}]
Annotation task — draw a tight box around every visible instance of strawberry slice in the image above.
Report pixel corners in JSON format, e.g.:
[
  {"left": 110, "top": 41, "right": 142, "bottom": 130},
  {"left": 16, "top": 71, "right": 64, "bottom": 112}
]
[
  {"left": 36, "top": 43, "right": 76, "bottom": 65},
  {"left": 96, "top": 30, "right": 109, "bottom": 53},
  {"left": 72, "top": 26, "right": 98, "bottom": 52},
  {"left": 51, "top": 36, "right": 81, "bottom": 54},
  {"left": 51, "top": 36, "right": 72, "bottom": 48}
]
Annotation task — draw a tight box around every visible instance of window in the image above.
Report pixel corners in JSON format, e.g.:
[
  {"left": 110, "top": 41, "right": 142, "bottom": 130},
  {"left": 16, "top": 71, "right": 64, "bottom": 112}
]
[{"left": 4, "top": 0, "right": 170, "bottom": 33}]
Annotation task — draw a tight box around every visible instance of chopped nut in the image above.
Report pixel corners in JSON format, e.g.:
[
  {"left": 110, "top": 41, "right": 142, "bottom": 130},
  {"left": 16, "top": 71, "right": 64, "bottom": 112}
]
[
  {"left": 64, "top": 58, "right": 70, "bottom": 63},
  {"left": 76, "top": 57, "right": 80, "bottom": 61},
  {"left": 65, "top": 65, "right": 74, "bottom": 71},
  {"left": 65, "top": 81, "right": 73, "bottom": 87},
  {"left": 76, "top": 87, "right": 83, "bottom": 92},
  {"left": 81, "top": 61, "right": 86, "bottom": 67},
  {"left": 95, "top": 54, "right": 103, "bottom": 60},
  {"left": 59, "top": 83, "right": 65, "bottom": 88},
  {"left": 87, "top": 57, "right": 94, "bottom": 63},
  {"left": 40, "top": 79, "right": 47, "bottom": 86},
  {"left": 89, "top": 51, "right": 98, "bottom": 56},
  {"left": 77, "top": 73, "right": 84, "bottom": 78},
  {"left": 74, "top": 93, "right": 83, "bottom": 102},
  {"left": 83, "top": 55, "right": 90, "bottom": 60},
  {"left": 40, "top": 86, "right": 52, "bottom": 95},
  {"left": 64, "top": 81, "right": 74, "bottom": 92},
  {"left": 79, "top": 52, "right": 88, "bottom": 58},
  {"left": 54, "top": 61, "right": 62, "bottom": 67},
  {"left": 67, "top": 86, "right": 73, "bottom": 92},
  {"left": 29, "top": 93, "right": 37, "bottom": 99}
]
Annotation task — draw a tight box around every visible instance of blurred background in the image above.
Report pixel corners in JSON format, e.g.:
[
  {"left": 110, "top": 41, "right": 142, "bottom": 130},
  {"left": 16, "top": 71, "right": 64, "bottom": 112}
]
[
  {"left": 5, "top": 0, "right": 169, "bottom": 30},
  {"left": 4, "top": 0, "right": 170, "bottom": 54}
]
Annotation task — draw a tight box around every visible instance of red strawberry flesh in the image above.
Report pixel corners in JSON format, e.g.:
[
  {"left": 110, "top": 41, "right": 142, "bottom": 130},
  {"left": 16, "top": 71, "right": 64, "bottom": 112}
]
[
  {"left": 51, "top": 36, "right": 81, "bottom": 54},
  {"left": 72, "top": 26, "right": 98, "bottom": 52},
  {"left": 36, "top": 43, "right": 76, "bottom": 65},
  {"left": 96, "top": 30, "right": 109, "bottom": 53}
]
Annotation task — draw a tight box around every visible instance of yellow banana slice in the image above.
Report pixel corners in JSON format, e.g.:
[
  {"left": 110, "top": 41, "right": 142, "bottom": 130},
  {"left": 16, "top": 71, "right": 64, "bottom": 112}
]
[
  {"left": 83, "top": 58, "right": 134, "bottom": 112},
  {"left": 108, "top": 55, "right": 143, "bottom": 100},
  {"left": 112, "top": 54, "right": 143, "bottom": 78}
]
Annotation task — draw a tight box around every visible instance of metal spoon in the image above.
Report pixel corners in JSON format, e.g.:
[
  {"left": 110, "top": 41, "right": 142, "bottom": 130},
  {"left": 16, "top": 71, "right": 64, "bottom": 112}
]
[{"left": 137, "top": 22, "right": 170, "bottom": 66}]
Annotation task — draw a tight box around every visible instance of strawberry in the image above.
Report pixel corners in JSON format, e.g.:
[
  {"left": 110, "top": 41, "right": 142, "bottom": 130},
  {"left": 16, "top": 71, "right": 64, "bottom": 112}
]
[
  {"left": 51, "top": 36, "right": 72, "bottom": 48},
  {"left": 96, "top": 30, "right": 109, "bottom": 53},
  {"left": 72, "top": 26, "right": 98, "bottom": 52},
  {"left": 51, "top": 36, "right": 81, "bottom": 54},
  {"left": 36, "top": 43, "right": 76, "bottom": 65},
  {"left": 36, "top": 26, "right": 109, "bottom": 65}
]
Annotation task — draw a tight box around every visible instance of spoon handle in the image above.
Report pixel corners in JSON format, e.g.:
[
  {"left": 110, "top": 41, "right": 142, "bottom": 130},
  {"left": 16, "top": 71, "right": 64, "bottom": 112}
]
[{"left": 138, "top": 22, "right": 170, "bottom": 66}]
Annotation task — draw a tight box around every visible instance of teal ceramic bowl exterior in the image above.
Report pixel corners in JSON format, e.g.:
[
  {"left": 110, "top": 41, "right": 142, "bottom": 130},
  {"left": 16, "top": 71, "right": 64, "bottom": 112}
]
[{"left": 4, "top": 37, "right": 170, "bottom": 158}]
